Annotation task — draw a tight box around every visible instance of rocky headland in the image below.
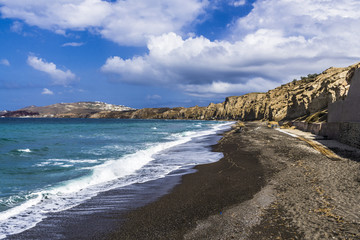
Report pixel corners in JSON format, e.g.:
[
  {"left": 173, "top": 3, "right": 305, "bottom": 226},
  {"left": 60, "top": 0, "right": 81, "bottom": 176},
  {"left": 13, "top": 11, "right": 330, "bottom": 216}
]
[{"left": 1, "top": 101, "right": 135, "bottom": 118}]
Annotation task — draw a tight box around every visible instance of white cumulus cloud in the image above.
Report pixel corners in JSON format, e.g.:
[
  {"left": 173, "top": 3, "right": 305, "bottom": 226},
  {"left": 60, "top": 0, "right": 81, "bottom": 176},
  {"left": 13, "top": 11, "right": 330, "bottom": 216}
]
[
  {"left": 4, "top": 0, "right": 360, "bottom": 98},
  {"left": 0, "top": 0, "right": 207, "bottom": 46},
  {"left": 27, "top": 56, "right": 76, "bottom": 86},
  {"left": 41, "top": 88, "right": 54, "bottom": 95},
  {"left": 101, "top": 0, "right": 360, "bottom": 97},
  {"left": 0, "top": 59, "right": 10, "bottom": 66}
]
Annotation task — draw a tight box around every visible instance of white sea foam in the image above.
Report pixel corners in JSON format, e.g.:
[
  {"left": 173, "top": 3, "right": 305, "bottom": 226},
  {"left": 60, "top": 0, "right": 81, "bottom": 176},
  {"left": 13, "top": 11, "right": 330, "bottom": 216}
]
[
  {"left": 35, "top": 159, "right": 99, "bottom": 167},
  {"left": 46, "top": 135, "right": 201, "bottom": 195},
  {"left": 35, "top": 161, "right": 51, "bottom": 167},
  {"left": 60, "top": 164, "right": 73, "bottom": 168},
  {"left": 52, "top": 159, "right": 99, "bottom": 164},
  {"left": 0, "top": 121, "right": 234, "bottom": 239},
  {"left": 0, "top": 194, "right": 42, "bottom": 221},
  {"left": 17, "top": 148, "right": 31, "bottom": 153},
  {"left": 53, "top": 162, "right": 65, "bottom": 166},
  {"left": 67, "top": 159, "right": 99, "bottom": 164}
]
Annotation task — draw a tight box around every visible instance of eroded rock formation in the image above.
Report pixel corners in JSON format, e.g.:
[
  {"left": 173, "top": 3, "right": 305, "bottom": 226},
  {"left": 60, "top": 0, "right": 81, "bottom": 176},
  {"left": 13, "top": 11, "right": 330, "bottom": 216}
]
[{"left": 118, "top": 62, "right": 357, "bottom": 121}]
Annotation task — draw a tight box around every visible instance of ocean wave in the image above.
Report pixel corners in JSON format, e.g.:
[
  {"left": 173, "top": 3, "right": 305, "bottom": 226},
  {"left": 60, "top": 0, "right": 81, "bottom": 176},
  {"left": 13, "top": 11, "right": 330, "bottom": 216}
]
[
  {"left": 9, "top": 148, "right": 50, "bottom": 156},
  {"left": 17, "top": 148, "right": 32, "bottom": 153},
  {"left": 60, "top": 165, "right": 73, "bottom": 168},
  {"left": 35, "top": 159, "right": 99, "bottom": 167}
]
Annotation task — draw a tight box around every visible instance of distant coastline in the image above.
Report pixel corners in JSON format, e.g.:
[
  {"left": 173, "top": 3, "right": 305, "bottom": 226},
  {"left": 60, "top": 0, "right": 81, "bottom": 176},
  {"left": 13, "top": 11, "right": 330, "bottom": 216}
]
[{"left": 2, "top": 62, "right": 357, "bottom": 123}]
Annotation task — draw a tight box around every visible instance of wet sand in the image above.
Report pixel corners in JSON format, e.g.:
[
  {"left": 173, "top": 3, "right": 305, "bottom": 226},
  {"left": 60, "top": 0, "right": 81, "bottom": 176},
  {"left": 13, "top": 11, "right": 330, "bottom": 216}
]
[{"left": 107, "top": 122, "right": 360, "bottom": 240}]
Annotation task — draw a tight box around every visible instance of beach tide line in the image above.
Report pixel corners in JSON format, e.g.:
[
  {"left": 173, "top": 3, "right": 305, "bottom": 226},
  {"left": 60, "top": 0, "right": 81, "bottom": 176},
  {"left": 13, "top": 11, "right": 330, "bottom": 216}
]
[{"left": 276, "top": 129, "right": 341, "bottom": 161}]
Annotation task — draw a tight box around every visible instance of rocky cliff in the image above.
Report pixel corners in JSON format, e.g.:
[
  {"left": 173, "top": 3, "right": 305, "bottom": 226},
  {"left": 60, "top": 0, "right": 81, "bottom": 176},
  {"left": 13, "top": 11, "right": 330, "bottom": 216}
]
[{"left": 113, "top": 62, "right": 357, "bottom": 121}]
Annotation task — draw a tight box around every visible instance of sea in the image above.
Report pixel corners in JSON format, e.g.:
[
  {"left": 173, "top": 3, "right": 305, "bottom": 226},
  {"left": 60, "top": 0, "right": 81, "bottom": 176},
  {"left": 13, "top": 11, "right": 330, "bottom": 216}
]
[{"left": 0, "top": 118, "right": 233, "bottom": 239}]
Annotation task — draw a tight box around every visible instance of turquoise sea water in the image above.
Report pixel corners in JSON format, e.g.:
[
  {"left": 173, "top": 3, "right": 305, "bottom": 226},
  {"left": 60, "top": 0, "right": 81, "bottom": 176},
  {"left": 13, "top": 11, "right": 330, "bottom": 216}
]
[{"left": 0, "top": 118, "right": 232, "bottom": 238}]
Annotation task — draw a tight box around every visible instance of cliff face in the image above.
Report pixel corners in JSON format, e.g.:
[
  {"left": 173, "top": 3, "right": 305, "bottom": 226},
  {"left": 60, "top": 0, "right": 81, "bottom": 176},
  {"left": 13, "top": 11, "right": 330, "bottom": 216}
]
[{"left": 124, "top": 62, "right": 357, "bottom": 121}]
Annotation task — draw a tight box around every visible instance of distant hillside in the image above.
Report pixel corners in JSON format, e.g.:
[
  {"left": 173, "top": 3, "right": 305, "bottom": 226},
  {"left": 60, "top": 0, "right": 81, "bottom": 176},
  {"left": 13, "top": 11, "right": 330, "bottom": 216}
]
[{"left": 2, "top": 102, "right": 135, "bottom": 118}]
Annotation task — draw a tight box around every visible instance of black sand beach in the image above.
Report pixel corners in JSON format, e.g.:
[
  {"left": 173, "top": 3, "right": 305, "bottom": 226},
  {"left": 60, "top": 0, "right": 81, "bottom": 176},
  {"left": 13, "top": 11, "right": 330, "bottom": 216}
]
[{"left": 107, "top": 122, "right": 360, "bottom": 240}]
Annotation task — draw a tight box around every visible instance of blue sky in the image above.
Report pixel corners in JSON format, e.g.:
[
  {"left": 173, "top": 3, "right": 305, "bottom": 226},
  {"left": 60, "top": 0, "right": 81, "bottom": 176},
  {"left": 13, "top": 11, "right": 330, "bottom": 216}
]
[{"left": 1, "top": 0, "right": 360, "bottom": 110}]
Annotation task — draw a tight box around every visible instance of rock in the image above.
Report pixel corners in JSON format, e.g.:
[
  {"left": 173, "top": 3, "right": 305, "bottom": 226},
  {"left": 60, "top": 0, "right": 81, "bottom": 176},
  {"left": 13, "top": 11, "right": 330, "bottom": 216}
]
[
  {"left": 3, "top": 110, "right": 39, "bottom": 117},
  {"left": 127, "top": 62, "right": 355, "bottom": 121}
]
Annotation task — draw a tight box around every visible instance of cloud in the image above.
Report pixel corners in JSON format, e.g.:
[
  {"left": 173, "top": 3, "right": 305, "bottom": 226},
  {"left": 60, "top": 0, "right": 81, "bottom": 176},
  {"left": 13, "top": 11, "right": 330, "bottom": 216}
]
[
  {"left": 99, "top": 32, "right": 328, "bottom": 97},
  {"left": 41, "top": 88, "right": 54, "bottom": 95},
  {"left": 101, "top": 0, "right": 360, "bottom": 97},
  {"left": 5, "top": 0, "right": 360, "bottom": 98},
  {"left": 62, "top": 42, "right": 84, "bottom": 47},
  {"left": 181, "top": 78, "right": 278, "bottom": 97},
  {"left": 10, "top": 21, "right": 22, "bottom": 33},
  {"left": 231, "top": 0, "right": 360, "bottom": 38},
  {"left": 231, "top": 0, "right": 246, "bottom": 7},
  {"left": 27, "top": 56, "right": 76, "bottom": 86},
  {"left": 147, "top": 94, "right": 162, "bottom": 100},
  {"left": 0, "top": 59, "right": 10, "bottom": 66},
  {"left": 0, "top": 0, "right": 207, "bottom": 46}
]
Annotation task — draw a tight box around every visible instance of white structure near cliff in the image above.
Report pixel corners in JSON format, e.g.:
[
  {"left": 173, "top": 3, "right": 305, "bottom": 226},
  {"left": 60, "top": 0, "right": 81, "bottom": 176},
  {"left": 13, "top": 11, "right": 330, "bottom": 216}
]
[
  {"left": 328, "top": 68, "right": 360, "bottom": 123},
  {"left": 325, "top": 66, "right": 360, "bottom": 148}
]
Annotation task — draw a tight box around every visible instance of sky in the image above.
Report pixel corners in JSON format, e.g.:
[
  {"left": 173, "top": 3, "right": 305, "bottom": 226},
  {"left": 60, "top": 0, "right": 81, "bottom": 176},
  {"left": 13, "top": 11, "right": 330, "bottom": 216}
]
[{"left": 1, "top": 0, "right": 360, "bottom": 110}]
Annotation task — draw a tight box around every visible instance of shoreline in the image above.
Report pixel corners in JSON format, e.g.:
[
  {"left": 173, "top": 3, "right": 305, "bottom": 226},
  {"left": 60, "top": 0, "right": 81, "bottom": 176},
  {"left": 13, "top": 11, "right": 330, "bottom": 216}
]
[
  {"left": 107, "top": 121, "right": 360, "bottom": 239},
  {"left": 106, "top": 122, "right": 266, "bottom": 239}
]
